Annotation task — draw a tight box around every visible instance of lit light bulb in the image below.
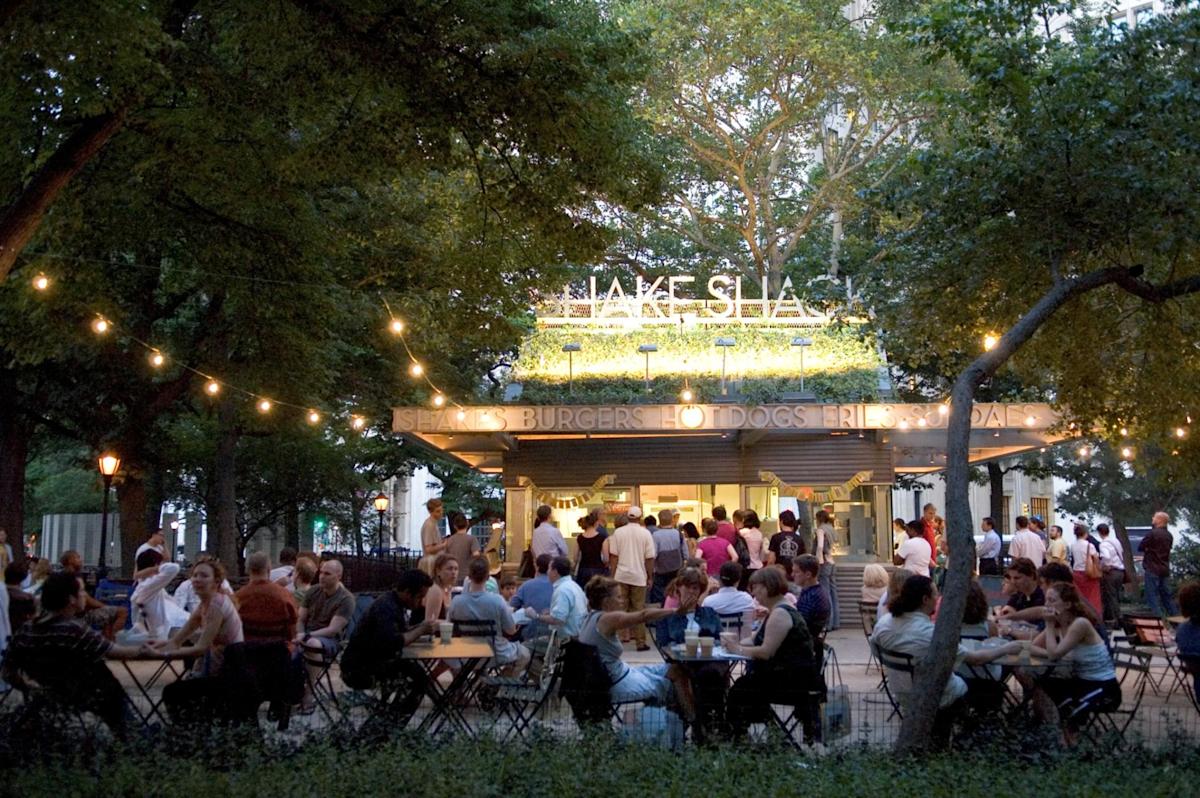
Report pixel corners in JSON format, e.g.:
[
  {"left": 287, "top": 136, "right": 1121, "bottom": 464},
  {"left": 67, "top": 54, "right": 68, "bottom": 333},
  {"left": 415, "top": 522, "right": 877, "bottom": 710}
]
[
  {"left": 257, "top": 398, "right": 272, "bottom": 413},
  {"left": 938, "top": 404, "right": 949, "bottom": 416},
  {"left": 307, "top": 410, "right": 321, "bottom": 424},
  {"left": 983, "top": 333, "right": 998, "bottom": 351},
  {"left": 351, "top": 415, "right": 366, "bottom": 430},
  {"left": 32, "top": 274, "right": 50, "bottom": 291},
  {"left": 456, "top": 409, "right": 466, "bottom": 421},
  {"left": 1120, "top": 427, "right": 1128, "bottom": 437},
  {"left": 680, "top": 405, "right": 704, "bottom": 429},
  {"left": 389, "top": 318, "right": 405, "bottom": 335},
  {"left": 149, "top": 351, "right": 165, "bottom": 367},
  {"left": 680, "top": 388, "right": 694, "bottom": 403},
  {"left": 432, "top": 393, "right": 445, "bottom": 408},
  {"left": 898, "top": 419, "right": 910, "bottom": 431},
  {"left": 92, "top": 317, "right": 110, "bottom": 334},
  {"left": 1078, "top": 445, "right": 1090, "bottom": 457},
  {"left": 409, "top": 362, "right": 424, "bottom": 377},
  {"left": 917, "top": 418, "right": 927, "bottom": 427},
  {"left": 1121, "top": 447, "right": 1133, "bottom": 459},
  {"left": 204, "top": 380, "right": 220, "bottom": 396},
  {"left": 1176, "top": 427, "right": 1187, "bottom": 439},
  {"left": 1024, "top": 415, "right": 1036, "bottom": 427}
]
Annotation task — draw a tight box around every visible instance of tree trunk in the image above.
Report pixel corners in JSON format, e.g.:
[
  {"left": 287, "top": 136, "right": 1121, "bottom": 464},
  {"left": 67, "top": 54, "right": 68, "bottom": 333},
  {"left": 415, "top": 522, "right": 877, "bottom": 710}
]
[
  {"left": 352, "top": 501, "right": 365, "bottom": 557},
  {"left": 116, "top": 470, "right": 148, "bottom": 576},
  {"left": 285, "top": 503, "right": 300, "bottom": 550},
  {"left": 210, "top": 397, "right": 240, "bottom": 573},
  {"left": 143, "top": 462, "right": 165, "bottom": 536},
  {"left": 0, "top": 109, "right": 127, "bottom": 282},
  {"left": 0, "top": 371, "right": 30, "bottom": 561},
  {"left": 987, "top": 461, "right": 1006, "bottom": 541}
]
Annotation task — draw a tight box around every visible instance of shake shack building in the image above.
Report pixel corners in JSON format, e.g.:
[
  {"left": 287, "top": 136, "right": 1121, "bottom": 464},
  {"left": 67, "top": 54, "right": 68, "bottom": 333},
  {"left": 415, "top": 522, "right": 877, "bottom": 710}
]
[{"left": 392, "top": 276, "right": 1067, "bottom": 568}]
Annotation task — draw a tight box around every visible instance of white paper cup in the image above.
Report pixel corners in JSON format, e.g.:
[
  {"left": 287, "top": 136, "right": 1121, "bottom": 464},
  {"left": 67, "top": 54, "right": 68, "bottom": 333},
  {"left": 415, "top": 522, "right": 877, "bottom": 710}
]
[
  {"left": 698, "top": 637, "right": 714, "bottom": 656},
  {"left": 439, "top": 621, "right": 454, "bottom": 644},
  {"left": 685, "top": 639, "right": 699, "bottom": 657}
]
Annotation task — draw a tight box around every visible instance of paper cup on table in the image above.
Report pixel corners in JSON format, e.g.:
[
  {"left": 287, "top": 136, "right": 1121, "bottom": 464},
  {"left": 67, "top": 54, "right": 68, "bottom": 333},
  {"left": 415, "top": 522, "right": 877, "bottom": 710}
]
[
  {"left": 439, "top": 621, "right": 454, "bottom": 644},
  {"left": 698, "top": 637, "right": 714, "bottom": 656},
  {"left": 685, "top": 638, "right": 699, "bottom": 657}
]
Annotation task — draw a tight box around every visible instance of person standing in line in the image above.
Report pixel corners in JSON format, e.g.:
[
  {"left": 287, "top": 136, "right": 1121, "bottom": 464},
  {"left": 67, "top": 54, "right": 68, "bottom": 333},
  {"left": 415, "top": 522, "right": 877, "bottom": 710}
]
[
  {"left": 1139, "top": 511, "right": 1178, "bottom": 617},
  {"left": 443, "top": 511, "right": 481, "bottom": 569},
  {"left": 602, "top": 506, "right": 656, "bottom": 651},
  {"left": 712, "top": 506, "right": 738, "bottom": 546},
  {"left": 920, "top": 503, "right": 939, "bottom": 569},
  {"left": 894, "top": 520, "right": 933, "bottom": 578},
  {"left": 814, "top": 509, "right": 839, "bottom": 632},
  {"left": 976, "top": 517, "right": 1002, "bottom": 576},
  {"left": 573, "top": 509, "right": 608, "bottom": 586},
  {"left": 1096, "top": 523, "right": 1125, "bottom": 628},
  {"left": 696, "top": 517, "right": 736, "bottom": 577},
  {"left": 1008, "top": 515, "right": 1046, "bottom": 568},
  {"left": 531, "top": 504, "right": 567, "bottom": 560},
  {"left": 1046, "top": 525, "right": 1068, "bottom": 565},
  {"left": 649, "top": 509, "right": 685, "bottom": 605},
  {"left": 737, "top": 511, "right": 765, "bottom": 590},
  {"left": 767, "top": 509, "right": 804, "bottom": 565},
  {"left": 1069, "top": 523, "right": 1102, "bottom": 616},
  {"left": 419, "top": 498, "right": 447, "bottom": 575}
]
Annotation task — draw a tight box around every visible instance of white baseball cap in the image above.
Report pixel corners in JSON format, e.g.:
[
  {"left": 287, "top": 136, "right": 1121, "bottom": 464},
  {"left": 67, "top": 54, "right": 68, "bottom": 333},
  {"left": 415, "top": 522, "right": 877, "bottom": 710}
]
[{"left": 627, "top": 506, "right": 643, "bottom": 519}]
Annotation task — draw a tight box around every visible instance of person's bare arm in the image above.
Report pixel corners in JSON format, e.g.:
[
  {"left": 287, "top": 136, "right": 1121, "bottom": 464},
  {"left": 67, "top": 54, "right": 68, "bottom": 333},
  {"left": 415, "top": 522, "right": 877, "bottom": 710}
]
[
  {"left": 597, "top": 607, "right": 675, "bottom": 636},
  {"left": 731, "top": 607, "right": 790, "bottom": 659},
  {"left": 309, "top": 614, "right": 349, "bottom": 639}
]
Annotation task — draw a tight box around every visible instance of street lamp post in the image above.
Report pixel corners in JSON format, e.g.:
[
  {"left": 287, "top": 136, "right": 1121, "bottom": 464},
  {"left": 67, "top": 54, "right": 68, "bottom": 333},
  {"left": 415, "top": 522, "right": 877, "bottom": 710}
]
[
  {"left": 637, "top": 344, "right": 657, "bottom": 392},
  {"left": 373, "top": 492, "right": 390, "bottom": 556},
  {"left": 715, "top": 337, "right": 736, "bottom": 395},
  {"left": 791, "top": 336, "right": 813, "bottom": 395},
  {"left": 562, "top": 342, "right": 581, "bottom": 394},
  {"left": 96, "top": 452, "right": 121, "bottom": 581}
]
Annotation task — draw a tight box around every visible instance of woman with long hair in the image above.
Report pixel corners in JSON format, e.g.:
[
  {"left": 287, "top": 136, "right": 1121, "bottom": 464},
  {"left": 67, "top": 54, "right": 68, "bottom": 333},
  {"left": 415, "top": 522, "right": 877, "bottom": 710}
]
[
  {"left": 737, "top": 510, "right": 765, "bottom": 588},
  {"left": 1029, "top": 581, "right": 1120, "bottom": 744},
  {"left": 424, "top": 553, "right": 459, "bottom": 622},
  {"left": 153, "top": 560, "right": 243, "bottom": 676},
  {"left": 680, "top": 521, "right": 700, "bottom": 559},
  {"left": 573, "top": 509, "right": 608, "bottom": 586},
  {"left": 1069, "top": 524, "right": 1102, "bottom": 616}
]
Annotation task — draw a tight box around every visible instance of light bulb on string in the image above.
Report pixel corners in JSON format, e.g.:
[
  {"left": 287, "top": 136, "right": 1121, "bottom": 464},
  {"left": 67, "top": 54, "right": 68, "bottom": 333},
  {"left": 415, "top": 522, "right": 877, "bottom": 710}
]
[
  {"left": 351, "top": 415, "right": 366, "bottom": 431},
  {"left": 92, "top": 317, "right": 110, "bottom": 334},
  {"left": 898, "top": 419, "right": 910, "bottom": 430},
  {"left": 1024, "top": 415, "right": 1036, "bottom": 427},
  {"left": 32, "top": 273, "right": 50, "bottom": 291},
  {"left": 432, "top": 393, "right": 445, "bottom": 408},
  {"left": 1078, "top": 445, "right": 1090, "bottom": 457},
  {"left": 149, "top": 350, "right": 165, "bottom": 368},
  {"left": 680, "top": 387, "right": 694, "bottom": 403},
  {"left": 917, "top": 417, "right": 927, "bottom": 428},
  {"left": 307, "top": 410, "right": 321, "bottom": 425},
  {"left": 389, "top": 319, "right": 405, "bottom": 335},
  {"left": 409, "top": 362, "right": 424, "bottom": 377},
  {"left": 983, "top": 333, "right": 998, "bottom": 351},
  {"left": 257, "top": 398, "right": 272, "bottom": 413},
  {"left": 1120, "top": 427, "right": 1128, "bottom": 437},
  {"left": 1176, "top": 427, "right": 1188, "bottom": 439},
  {"left": 204, "top": 379, "right": 221, "bottom": 396},
  {"left": 1121, "top": 447, "right": 1134, "bottom": 459}
]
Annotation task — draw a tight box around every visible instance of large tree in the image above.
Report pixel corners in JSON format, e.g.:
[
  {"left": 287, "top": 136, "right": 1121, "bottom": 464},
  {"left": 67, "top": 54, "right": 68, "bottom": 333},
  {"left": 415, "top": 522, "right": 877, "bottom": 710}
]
[{"left": 859, "top": 1, "right": 1200, "bottom": 751}]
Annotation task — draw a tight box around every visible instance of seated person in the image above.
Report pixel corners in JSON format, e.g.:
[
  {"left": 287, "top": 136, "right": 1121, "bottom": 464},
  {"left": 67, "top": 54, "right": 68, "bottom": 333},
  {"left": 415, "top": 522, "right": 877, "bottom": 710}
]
[
  {"left": 877, "top": 567, "right": 913, "bottom": 620},
  {"left": 1029, "top": 582, "right": 1121, "bottom": 745},
  {"left": 270, "top": 547, "right": 298, "bottom": 587},
  {"left": 5, "top": 562, "right": 36, "bottom": 631},
  {"left": 293, "top": 558, "right": 354, "bottom": 714},
  {"left": 129, "top": 549, "right": 185, "bottom": 639},
  {"left": 340, "top": 569, "right": 436, "bottom": 716},
  {"left": 725, "top": 568, "right": 821, "bottom": 743},
  {"left": 1175, "top": 581, "right": 1200, "bottom": 697},
  {"left": 578, "top": 576, "right": 690, "bottom": 717},
  {"left": 497, "top": 574, "right": 517, "bottom": 602},
  {"left": 424, "top": 553, "right": 459, "bottom": 622},
  {"left": 154, "top": 559, "right": 244, "bottom": 676},
  {"left": 449, "top": 557, "right": 530, "bottom": 676},
  {"left": 654, "top": 566, "right": 728, "bottom": 742},
  {"left": 957, "top": 581, "right": 1004, "bottom": 711},
  {"left": 871, "top": 575, "right": 1021, "bottom": 740},
  {"left": 996, "top": 558, "right": 1045, "bottom": 627},
  {"left": 172, "top": 554, "right": 234, "bottom": 614},
  {"left": 791, "top": 555, "right": 832, "bottom": 640},
  {"left": 236, "top": 551, "right": 299, "bottom": 643},
  {"left": 541, "top": 556, "right": 587, "bottom": 638},
  {"left": 60, "top": 550, "right": 127, "bottom": 639},
  {"left": 3, "top": 572, "right": 151, "bottom": 735},
  {"left": 862, "top": 564, "right": 889, "bottom": 606},
  {"left": 291, "top": 556, "right": 318, "bottom": 607},
  {"left": 511, "top": 554, "right": 554, "bottom": 639},
  {"left": 702, "top": 562, "right": 757, "bottom": 634}
]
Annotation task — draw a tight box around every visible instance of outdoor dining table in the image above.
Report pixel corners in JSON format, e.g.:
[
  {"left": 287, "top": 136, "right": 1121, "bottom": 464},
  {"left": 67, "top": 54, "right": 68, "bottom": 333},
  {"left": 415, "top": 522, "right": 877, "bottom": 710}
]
[
  {"left": 114, "top": 652, "right": 191, "bottom": 728},
  {"left": 662, "top": 643, "right": 749, "bottom": 666},
  {"left": 402, "top": 637, "right": 495, "bottom": 739}
]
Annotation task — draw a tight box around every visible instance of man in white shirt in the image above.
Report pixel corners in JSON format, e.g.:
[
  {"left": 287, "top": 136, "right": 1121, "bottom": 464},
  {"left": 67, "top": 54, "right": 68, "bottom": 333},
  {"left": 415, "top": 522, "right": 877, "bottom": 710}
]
[
  {"left": 134, "top": 528, "right": 166, "bottom": 563},
  {"left": 1007, "top": 515, "right": 1046, "bottom": 568},
  {"left": 975, "top": 517, "right": 1002, "bottom": 575},
  {"left": 893, "top": 520, "right": 933, "bottom": 578},
  {"left": 541, "top": 556, "right": 587, "bottom": 638},
  {"left": 701, "top": 561, "right": 756, "bottom": 632},
  {"left": 129, "top": 549, "right": 184, "bottom": 639},
  {"left": 603, "top": 506, "right": 656, "bottom": 651},
  {"left": 1096, "top": 523, "right": 1125, "bottom": 627},
  {"left": 270, "top": 547, "right": 298, "bottom": 587},
  {"left": 530, "top": 505, "right": 567, "bottom": 560}
]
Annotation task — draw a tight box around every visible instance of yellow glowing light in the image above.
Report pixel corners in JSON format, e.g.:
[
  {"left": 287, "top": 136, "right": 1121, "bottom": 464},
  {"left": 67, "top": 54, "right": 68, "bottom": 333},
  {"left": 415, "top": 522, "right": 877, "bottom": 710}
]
[
  {"left": 983, "top": 334, "right": 998, "bottom": 351},
  {"left": 1120, "top": 427, "right": 1128, "bottom": 437},
  {"left": 680, "top": 388, "right": 694, "bottom": 403},
  {"left": 432, "top": 394, "right": 446, "bottom": 408},
  {"left": 92, "top": 317, "right": 110, "bottom": 334},
  {"left": 680, "top": 405, "right": 704, "bottom": 429},
  {"left": 1121, "top": 447, "right": 1134, "bottom": 459},
  {"left": 1078, "top": 445, "right": 1090, "bottom": 457},
  {"left": 389, "top": 318, "right": 405, "bottom": 335},
  {"left": 409, "top": 362, "right": 424, "bottom": 377},
  {"left": 149, "top": 351, "right": 165, "bottom": 367},
  {"left": 307, "top": 410, "right": 321, "bottom": 424},
  {"left": 204, "top": 380, "right": 221, "bottom": 396},
  {"left": 351, "top": 415, "right": 366, "bottom": 430},
  {"left": 917, "top": 418, "right": 927, "bottom": 427},
  {"left": 456, "top": 409, "right": 466, "bottom": 421},
  {"left": 1176, "top": 427, "right": 1188, "bottom": 439},
  {"left": 1024, "top": 415, "right": 1036, "bottom": 427},
  {"left": 97, "top": 453, "right": 121, "bottom": 477},
  {"left": 257, "top": 398, "right": 272, "bottom": 413},
  {"left": 898, "top": 419, "right": 910, "bottom": 431},
  {"left": 938, "top": 404, "right": 949, "bottom": 416},
  {"left": 32, "top": 273, "right": 50, "bottom": 291}
]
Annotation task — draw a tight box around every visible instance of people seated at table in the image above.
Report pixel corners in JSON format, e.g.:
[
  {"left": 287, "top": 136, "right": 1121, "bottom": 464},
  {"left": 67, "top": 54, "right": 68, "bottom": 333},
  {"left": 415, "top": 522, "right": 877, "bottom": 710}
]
[
  {"left": 871, "top": 575, "right": 1022, "bottom": 741},
  {"left": 172, "top": 554, "right": 234, "bottom": 614},
  {"left": 294, "top": 558, "right": 354, "bottom": 713},
  {"left": 997, "top": 558, "right": 1044, "bottom": 622},
  {"left": 651, "top": 567, "right": 725, "bottom": 741},
  {"left": 862, "top": 564, "right": 889, "bottom": 606},
  {"left": 511, "top": 553, "right": 554, "bottom": 618},
  {"left": 424, "top": 554, "right": 459, "bottom": 623},
  {"left": 449, "top": 556, "right": 530, "bottom": 676},
  {"left": 154, "top": 559, "right": 243, "bottom": 675},
  {"left": 960, "top": 581, "right": 998, "bottom": 639},
  {"left": 877, "top": 567, "right": 914, "bottom": 620},
  {"left": 270, "top": 547, "right": 298, "bottom": 587},
  {"left": 59, "top": 550, "right": 127, "bottom": 639},
  {"left": 6, "top": 562, "right": 36, "bottom": 631},
  {"left": 498, "top": 574, "right": 518, "bottom": 602},
  {"left": 26, "top": 558, "right": 51, "bottom": 599},
  {"left": 3, "top": 572, "right": 152, "bottom": 736},
  {"left": 130, "top": 549, "right": 186, "bottom": 639},
  {"left": 701, "top": 562, "right": 756, "bottom": 633},
  {"left": 236, "top": 551, "right": 299, "bottom": 643},
  {"left": 541, "top": 556, "right": 587, "bottom": 638},
  {"left": 340, "top": 569, "right": 435, "bottom": 716},
  {"left": 578, "top": 576, "right": 690, "bottom": 718},
  {"left": 1028, "top": 582, "right": 1121, "bottom": 744},
  {"left": 792, "top": 555, "right": 831, "bottom": 640},
  {"left": 725, "top": 567, "right": 821, "bottom": 743},
  {"left": 291, "top": 556, "right": 318, "bottom": 607}
]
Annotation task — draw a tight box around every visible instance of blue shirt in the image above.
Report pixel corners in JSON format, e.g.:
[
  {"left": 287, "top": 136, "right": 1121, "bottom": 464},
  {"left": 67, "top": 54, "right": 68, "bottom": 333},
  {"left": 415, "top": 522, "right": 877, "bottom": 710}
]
[
  {"left": 511, "top": 574, "right": 553, "bottom": 613},
  {"left": 1177, "top": 620, "right": 1200, "bottom": 658},
  {"left": 548, "top": 576, "right": 587, "bottom": 637},
  {"left": 796, "top": 583, "right": 831, "bottom": 638}
]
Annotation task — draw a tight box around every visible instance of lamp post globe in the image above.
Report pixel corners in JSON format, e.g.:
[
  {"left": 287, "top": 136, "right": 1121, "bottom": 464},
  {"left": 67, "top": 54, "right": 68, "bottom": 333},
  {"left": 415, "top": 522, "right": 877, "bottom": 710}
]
[
  {"left": 373, "top": 493, "right": 390, "bottom": 556},
  {"left": 96, "top": 452, "right": 121, "bottom": 580}
]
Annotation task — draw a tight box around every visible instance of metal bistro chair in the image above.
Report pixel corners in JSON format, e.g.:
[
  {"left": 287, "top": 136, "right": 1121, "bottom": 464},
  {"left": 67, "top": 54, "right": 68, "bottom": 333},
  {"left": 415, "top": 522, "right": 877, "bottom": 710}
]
[
  {"left": 1179, "top": 654, "right": 1200, "bottom": 716},
  {"left": 302, "top": 592, "right": 375, "bottom": 724},
  {"left": 770, "top": 642, "right": 840, "bottom": 748},
  {"left": 859, "top": 601, "right": 880, "bottom": 674},
  {"left": 1127, "top": 616, "right": 1188, "bottom": 699},
  {"left": 486, "top": 628, "right": 565, "bottom": 741},
  {"left": 1065, "top": 645, "right": 1149, "bottom": 746},
  {"left": 874, "top": 643, "right": 915, "bottom": 721}
]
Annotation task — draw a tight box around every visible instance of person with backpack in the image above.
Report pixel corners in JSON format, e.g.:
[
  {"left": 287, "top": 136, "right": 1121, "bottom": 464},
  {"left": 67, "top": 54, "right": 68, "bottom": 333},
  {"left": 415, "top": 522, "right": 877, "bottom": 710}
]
[{"left": 650, "top": 508, "right": 686, "bottom": 604}]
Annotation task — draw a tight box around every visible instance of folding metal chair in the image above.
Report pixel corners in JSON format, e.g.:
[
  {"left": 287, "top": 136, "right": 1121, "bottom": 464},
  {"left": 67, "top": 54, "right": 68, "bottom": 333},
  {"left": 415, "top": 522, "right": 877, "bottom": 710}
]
[
  {"left": 487, "top": 628, "right": 564, "bottom": 741},
  {"left": 874, "top": 643, "right": 915, "bottom": 721},
  {"left": 302, "top": 593, "right": 375, "bottom": 724},
  {"left": 1066, "top": 645, "right": 1148, "bottom": 746},
  {"left": 769, "top": 643, "right": 837, "bottom": 748},
  {"left": 859, "top": 601, "right": 880, "bottom": 674},
  {"left": 1128, "top": 616, "right": 1188, "bottom": 698}
]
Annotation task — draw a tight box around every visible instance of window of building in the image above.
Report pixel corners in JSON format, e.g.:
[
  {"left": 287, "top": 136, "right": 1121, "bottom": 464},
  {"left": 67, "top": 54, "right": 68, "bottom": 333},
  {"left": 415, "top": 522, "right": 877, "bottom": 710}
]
[{"left": 1030, "top": 497, "right": 1051, "bottom": 528}]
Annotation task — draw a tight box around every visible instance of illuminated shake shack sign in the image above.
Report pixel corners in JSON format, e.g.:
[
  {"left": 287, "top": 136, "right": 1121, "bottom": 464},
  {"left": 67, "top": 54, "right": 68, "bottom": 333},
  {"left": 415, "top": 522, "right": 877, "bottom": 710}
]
[{"left": 540, "top": 273, "right": 859, "bottom": 325}]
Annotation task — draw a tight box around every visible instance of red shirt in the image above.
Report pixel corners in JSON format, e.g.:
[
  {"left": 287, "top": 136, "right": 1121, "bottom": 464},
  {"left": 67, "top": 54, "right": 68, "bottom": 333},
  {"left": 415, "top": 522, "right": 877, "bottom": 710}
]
[
  {"left": 922, "top": 519, "right": 938, "bottom": 567},
  {"left": 697, "top": 537, "right": 732, "bottom": 576},
  {"left": 715, "top": 521, "right": 738, "bottom": 546},
  {"left": 235, "top": 579, "right": 299, "bottom": 642}
]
